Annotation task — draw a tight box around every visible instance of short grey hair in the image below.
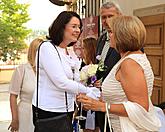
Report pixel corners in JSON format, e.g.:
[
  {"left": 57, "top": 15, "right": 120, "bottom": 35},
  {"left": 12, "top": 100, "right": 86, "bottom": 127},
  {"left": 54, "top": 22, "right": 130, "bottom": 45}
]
[{"left": 101, "top": 1, "right": 123, "bottom": 14}]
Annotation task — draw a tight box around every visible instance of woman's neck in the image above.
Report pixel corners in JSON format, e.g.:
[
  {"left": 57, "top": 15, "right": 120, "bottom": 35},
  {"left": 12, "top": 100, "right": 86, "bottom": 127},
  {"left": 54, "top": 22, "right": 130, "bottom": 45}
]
[
  {"left": 120, "top": 50, "right": 143, "bottom": 58},
  {"left": 59, "top": 42, "right": 67, "bottom": 48},
  {"left": 120, "top": 51, "right": 130, "bottom": 58}
]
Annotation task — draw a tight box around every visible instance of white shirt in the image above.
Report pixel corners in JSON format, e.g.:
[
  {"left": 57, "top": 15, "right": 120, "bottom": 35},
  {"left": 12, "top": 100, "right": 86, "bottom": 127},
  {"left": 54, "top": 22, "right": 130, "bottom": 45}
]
[
  {"left": 32, "top": 41, "right": 89, "bottom": 112},
  {"left": 101, "top": 32, "right": 110, "bottom": 61}
]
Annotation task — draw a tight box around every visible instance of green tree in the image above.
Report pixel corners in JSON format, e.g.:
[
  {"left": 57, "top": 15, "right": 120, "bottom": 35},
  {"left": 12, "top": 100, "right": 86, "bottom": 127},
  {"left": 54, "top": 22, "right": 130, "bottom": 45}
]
[{"left": 0, "top": 0, "right": 31, "bottom": 62}]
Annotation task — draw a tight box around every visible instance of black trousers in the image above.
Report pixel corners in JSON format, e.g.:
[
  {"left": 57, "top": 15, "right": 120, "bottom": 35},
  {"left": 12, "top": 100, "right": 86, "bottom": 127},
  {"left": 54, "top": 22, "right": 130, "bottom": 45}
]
[
  {"left": 95, "top": 111, "right": 110, "bottom": 132},
  {"left": 32, "top": 105, "right": 73, "bottom": 131}
]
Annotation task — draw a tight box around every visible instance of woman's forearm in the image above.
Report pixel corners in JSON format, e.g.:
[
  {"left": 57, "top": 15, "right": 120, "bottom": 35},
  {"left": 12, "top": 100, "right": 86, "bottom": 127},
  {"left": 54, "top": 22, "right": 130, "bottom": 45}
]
[
  {"left": 105, "top": 103, "right": 128, "bottom": 117},
  {"left": 10, "top": 94, "right": 18, "bottom": 121},
  {"left": 96, "top": 101, "right": 128, "bottom": 117},
  {"left": 78, "top": 94, "right": 128, "bottom": 117}
]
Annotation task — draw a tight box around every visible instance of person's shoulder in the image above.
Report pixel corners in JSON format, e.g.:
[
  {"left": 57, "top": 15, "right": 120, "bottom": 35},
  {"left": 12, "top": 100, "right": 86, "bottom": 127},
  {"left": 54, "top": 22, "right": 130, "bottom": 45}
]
[
  {"left": 39, "top": 41, "right": 55, "bottom": 51},
  {"left": 41, "top": 41, "right": 52, "bottom": 47},
  {"left": 13, "top": 63, "right": 27, "bottom": 74},
  {"left": 19, "top": 62, "right": 31, "bottom": 69},
  {"left": 120, "top": 56, "right": 144, "bottom": 75},
  {"left": 25, "top": 62, "right": 33, "bottom": 69},
  {"left": 16, "top": 63, "right": 26, "bottom": 69}
]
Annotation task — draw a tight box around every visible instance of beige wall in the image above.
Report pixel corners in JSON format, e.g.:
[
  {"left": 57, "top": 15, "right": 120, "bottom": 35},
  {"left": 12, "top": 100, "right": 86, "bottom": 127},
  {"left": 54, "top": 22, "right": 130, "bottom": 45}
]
[
  {"left": 0, "top": 69, "right": 14, "bottom": 83},
  {"left": 108, "top": 0, "right": 165, "bottom": 15}
]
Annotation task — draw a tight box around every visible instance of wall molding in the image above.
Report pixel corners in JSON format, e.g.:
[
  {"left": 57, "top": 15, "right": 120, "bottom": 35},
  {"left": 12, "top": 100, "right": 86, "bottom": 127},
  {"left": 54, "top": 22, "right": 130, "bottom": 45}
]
[{"left": 134, "top": 4, "right": 165, "bottom": 17}]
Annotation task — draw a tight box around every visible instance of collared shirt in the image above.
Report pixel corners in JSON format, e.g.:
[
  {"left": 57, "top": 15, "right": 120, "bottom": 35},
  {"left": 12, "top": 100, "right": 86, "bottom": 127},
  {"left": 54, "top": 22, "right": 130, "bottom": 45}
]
[{"left": 101, "top": 33, "right": 110, "bottom": 61}]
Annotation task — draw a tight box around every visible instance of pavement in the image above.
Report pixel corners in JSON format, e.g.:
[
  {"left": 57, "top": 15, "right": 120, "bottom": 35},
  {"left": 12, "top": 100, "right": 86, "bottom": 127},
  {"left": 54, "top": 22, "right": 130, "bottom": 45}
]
[
  {"left": 0, "top": 83, "right": 11, "bottom": 132},
  {"left": 0, "top": 83, "right": 84, "bottom": 132}
]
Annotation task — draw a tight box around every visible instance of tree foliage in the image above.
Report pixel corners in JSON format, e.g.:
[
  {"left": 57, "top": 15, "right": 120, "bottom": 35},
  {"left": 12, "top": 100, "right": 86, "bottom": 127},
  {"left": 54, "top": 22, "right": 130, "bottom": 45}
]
[{"left": 0, "top": 0, "right": 31, "bottom": 62}]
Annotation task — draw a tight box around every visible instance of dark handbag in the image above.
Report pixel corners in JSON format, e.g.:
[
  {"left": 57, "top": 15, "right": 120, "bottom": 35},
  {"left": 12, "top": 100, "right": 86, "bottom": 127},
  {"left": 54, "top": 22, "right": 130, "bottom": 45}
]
[
  {"left": 35, "top": 42, "right": 73, "bottom": 132},
  {"left": 35, "top": 114, "right": 72, "bottom": 132}
]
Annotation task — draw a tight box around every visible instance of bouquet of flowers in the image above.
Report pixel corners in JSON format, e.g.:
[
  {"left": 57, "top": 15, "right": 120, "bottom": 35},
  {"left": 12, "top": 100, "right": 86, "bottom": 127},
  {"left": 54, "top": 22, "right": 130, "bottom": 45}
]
[
  {"left": 80, "top": 61, "right": 107, "bottom": 86},
  {"left": 95, "top": 60, "right": 107, "bottom": 80},
  {"left": 80, "top": 64, "right": 98, "bottom": 86}
]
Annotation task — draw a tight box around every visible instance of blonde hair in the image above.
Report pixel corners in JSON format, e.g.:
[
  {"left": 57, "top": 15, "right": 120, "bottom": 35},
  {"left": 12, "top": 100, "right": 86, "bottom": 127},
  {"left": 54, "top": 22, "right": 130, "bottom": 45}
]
[
  {"left": 82, "top": 37, "right": 97, "bottom": 65},
  {"left": 108, "top": 15, "right": 146, "bottom": 53},
  {"left": 27, "top": 38, "right": 43, "bottom": 71}
]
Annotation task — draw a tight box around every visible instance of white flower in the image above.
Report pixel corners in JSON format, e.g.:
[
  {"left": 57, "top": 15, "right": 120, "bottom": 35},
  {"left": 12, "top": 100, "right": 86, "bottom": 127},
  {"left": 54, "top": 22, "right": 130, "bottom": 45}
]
[
  {"left": 80, "top": 64, "right": 98, "bottom": 83},
  {"left": 80, "top": 70, "right": 88, "bottom": 81},
  {"left": 96, "top": 55, "right": 102, "bottom": 61},
  {"left": 87, "top": 64, "right": 98, "bottom": 76}
]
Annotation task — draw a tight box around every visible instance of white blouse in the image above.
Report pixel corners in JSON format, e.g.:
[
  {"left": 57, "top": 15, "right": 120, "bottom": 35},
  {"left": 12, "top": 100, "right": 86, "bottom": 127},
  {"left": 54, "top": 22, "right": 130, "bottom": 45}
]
[
  {"left": 9, "top": 63, "right": 35, "bottom": 102},
  {"left": 32, "top": 41, "right": 89, "bottom": 112}
]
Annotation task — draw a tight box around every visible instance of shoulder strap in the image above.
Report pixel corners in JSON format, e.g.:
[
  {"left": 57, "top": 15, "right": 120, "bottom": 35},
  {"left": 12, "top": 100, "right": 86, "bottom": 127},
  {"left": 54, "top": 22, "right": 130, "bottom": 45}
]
[
  {"left": 104, "top": 103, "right": 112, "bottom": 132},
  {"left": 19, "top": 64, "right": 25, "bottom": 92},
  {"left": 51, "top": 43, "right": 61, "bottom": 60},
  {"left": 51, "top": 43, "right": 69, "bottom": 113},
  {"left": 36, "top": 41, "right": 68, "bottom": 113},
  {"left": 35, "top": 41, "right": 44, "bottom": 119},
  {"left": 36, "top": 41, "right": 45, "bottom": 115}
]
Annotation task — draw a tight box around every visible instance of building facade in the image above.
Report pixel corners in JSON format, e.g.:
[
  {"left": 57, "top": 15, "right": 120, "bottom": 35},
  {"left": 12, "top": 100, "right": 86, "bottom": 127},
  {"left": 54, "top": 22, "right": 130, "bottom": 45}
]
[{"left": 65, "top": 0, "right": 165, "bottom": 105}]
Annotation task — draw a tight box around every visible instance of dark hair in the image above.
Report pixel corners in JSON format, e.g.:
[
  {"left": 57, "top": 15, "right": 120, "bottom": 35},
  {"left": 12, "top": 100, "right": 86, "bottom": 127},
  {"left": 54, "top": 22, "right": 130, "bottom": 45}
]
[{"left": 47, "top": 11, "right": 83, "bottom": 46}]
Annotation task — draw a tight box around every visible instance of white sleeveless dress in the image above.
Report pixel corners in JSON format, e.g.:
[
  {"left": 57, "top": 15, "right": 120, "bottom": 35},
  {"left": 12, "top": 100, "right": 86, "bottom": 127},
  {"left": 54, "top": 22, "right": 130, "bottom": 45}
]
[{"left": 102, "top": 53, "right": 157, "bottom": 132}]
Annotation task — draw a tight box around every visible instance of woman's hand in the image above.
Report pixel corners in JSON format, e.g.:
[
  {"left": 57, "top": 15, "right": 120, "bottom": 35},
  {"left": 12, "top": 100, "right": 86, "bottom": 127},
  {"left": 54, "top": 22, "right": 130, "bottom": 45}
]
[
  {"left": 9, "top": 94, "right": 19, "bottom": 132},
  {"left": 77, "top": 93, "right": 106, "bottom": 112},
  {"left": 8, "top": 119, "right": 19, "bottom": 132}
]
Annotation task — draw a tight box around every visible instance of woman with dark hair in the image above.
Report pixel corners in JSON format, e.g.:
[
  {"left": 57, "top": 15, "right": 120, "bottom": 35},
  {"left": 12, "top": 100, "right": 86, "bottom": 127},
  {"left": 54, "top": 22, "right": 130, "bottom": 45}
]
[
  {"left": 47, "top": 11, "right": 83, "bottom": 46},
  {"left": 32, "top": 11, "right": 100, "bottom": 131}
]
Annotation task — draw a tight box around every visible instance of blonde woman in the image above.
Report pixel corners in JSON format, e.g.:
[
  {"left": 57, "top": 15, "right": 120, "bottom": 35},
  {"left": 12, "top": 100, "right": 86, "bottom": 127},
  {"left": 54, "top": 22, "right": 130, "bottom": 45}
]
[
  {"left": 8, "top": 38, "right": 43, "bottom": 132},
  {"left": 78, "top": 16, "right": 161, "bottom": 132}
]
